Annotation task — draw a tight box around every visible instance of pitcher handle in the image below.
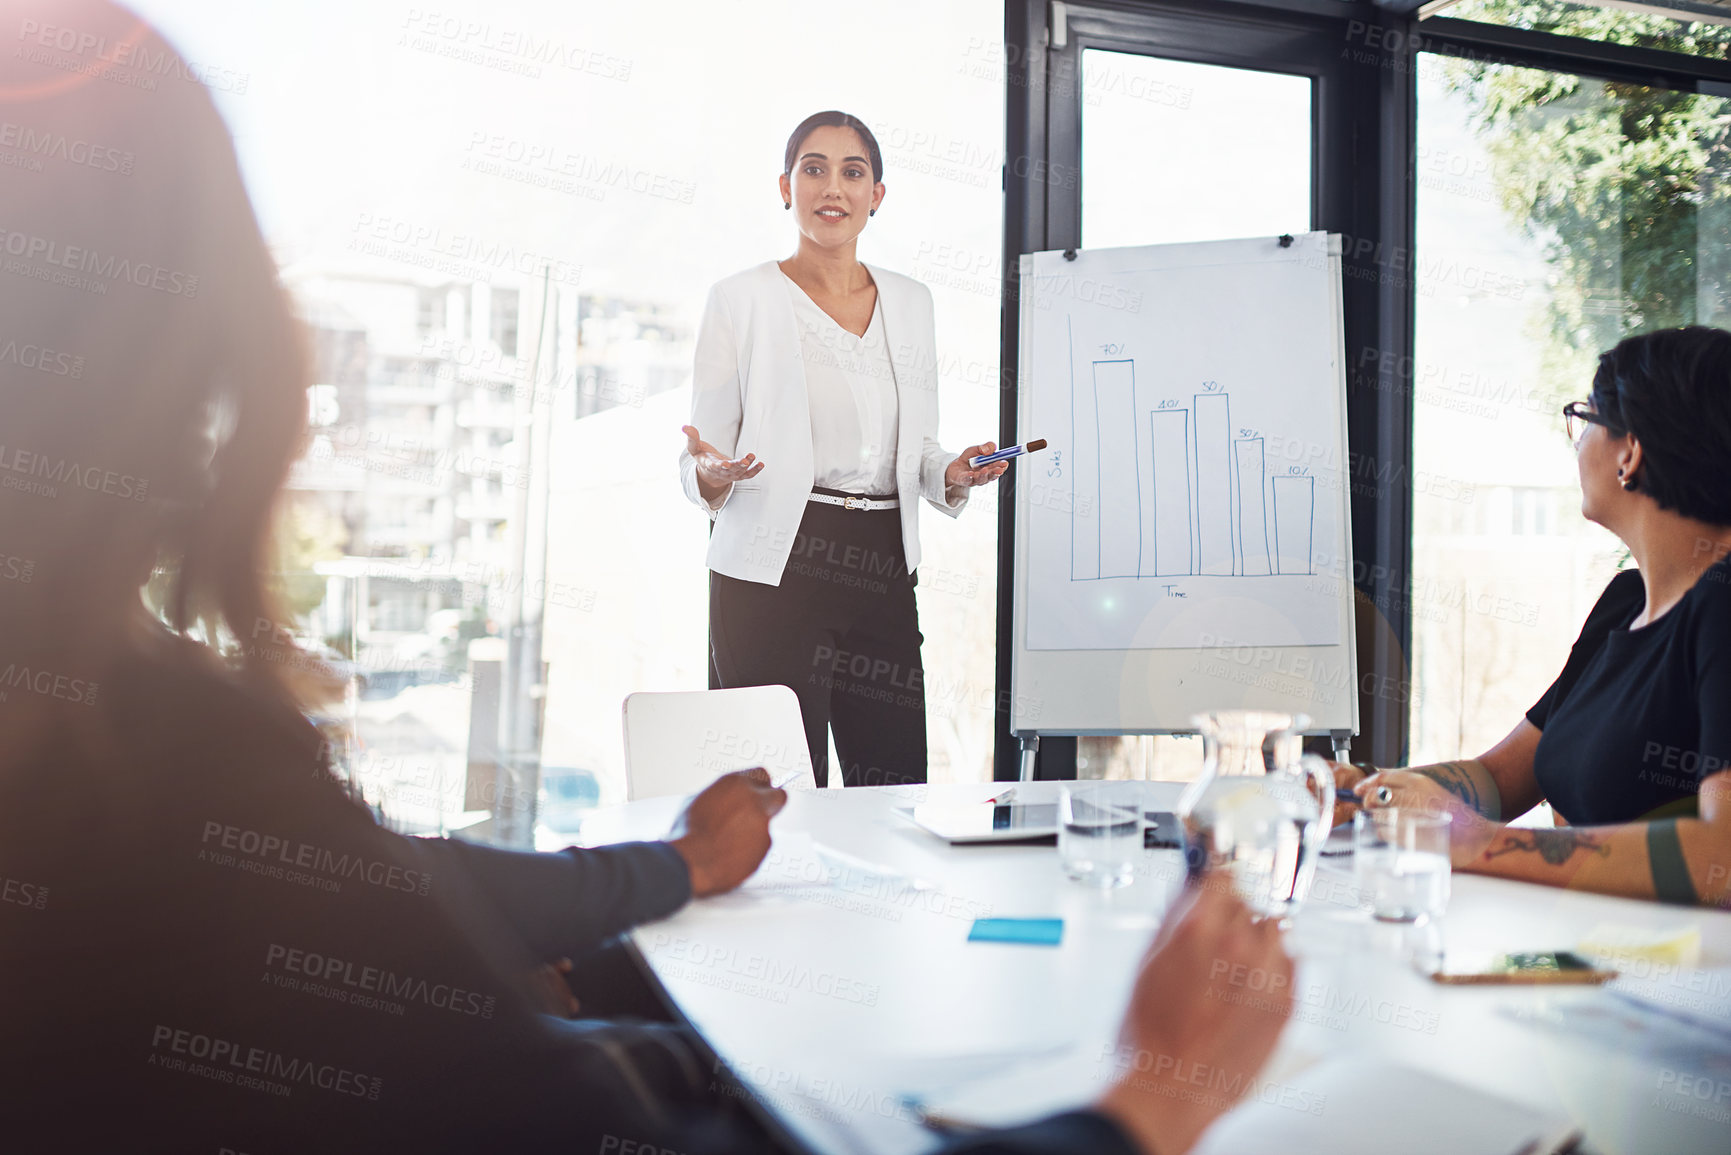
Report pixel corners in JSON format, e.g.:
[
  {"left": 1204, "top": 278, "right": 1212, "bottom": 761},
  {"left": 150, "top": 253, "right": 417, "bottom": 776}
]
[{"left": 1297, "top": 753, "right": 1336, "bottom": 835}]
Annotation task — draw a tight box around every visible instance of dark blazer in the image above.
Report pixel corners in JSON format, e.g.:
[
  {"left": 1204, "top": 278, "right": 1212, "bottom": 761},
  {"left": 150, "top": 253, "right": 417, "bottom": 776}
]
[{"left": 0, "top": 629, "right": 1135, "bottom": 1155}]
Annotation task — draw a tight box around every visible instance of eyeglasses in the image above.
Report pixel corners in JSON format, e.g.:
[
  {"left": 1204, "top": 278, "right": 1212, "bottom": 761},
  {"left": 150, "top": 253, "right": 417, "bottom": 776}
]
[{"left": 1563, "top": 401, "right": 1623, "bottom": 446}]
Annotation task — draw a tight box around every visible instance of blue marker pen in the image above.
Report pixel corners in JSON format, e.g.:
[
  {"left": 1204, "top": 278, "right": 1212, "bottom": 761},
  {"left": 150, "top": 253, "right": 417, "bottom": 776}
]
[{"left": 968, "top": 438, "right": 1047, "bottom": 469}]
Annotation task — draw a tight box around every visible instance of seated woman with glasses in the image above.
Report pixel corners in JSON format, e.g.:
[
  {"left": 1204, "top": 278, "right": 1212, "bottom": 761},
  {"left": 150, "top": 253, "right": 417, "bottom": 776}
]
[{"left": 1343, "top": 326, "right": 1731, "bottom": 909}]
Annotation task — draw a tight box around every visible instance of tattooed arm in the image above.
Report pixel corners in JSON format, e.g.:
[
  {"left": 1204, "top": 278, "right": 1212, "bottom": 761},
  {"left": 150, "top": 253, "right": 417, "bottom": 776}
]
[
  {"left": 1467, "top": 818, "right": 1692, "bottom": 903},
  {"left": 1399, "top": 759, "right": 1504, "bottom": 821},
  {"left": 1335, "top": 719, "right": 1541, "bottom": 824},
  {"left": 1481, "top": 827, "right": 1608, "bottom": 866},
  {"left": 1396, "top": 719, "right": 1547, "bottom": 820},
  {"left": 1359, "top": 769, "right": 1731, "bottom": 907}
]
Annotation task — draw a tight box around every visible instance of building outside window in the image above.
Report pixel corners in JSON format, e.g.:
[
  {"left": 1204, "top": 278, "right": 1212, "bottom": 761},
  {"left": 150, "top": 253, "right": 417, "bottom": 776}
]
[{"left": 132, "top": 0, "right": 1009, "bottom": 844}]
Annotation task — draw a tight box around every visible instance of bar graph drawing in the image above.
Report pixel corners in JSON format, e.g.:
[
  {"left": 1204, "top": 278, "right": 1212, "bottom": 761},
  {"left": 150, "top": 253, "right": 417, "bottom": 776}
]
[
  {"left": 1194, "top": 393, "right": 1234, "bottom": 576},
  {"left": 1068, "top": 380, "right": 1314, "bottom": 582},
  {"left": 1235, "top": 438, "right": 1271, "bottom": 576},
  {"left": 1020, "top": 234, "right": 1348, "bottom": 657},
  {"left": 1272, "top": 475, "right": 1315, "bottom": 576},
  {"left": 1094, "top": 360, "right": 1141, "bottom": 578},
  {"left": 1147, "top": 408, "right": 1191, "bottom": 576}
]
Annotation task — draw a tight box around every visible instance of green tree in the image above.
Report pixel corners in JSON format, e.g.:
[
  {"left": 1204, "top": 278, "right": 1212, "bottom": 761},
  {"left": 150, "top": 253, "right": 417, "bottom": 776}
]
[
  {"left": 1443, "top": 2, "right": 1731, "bottom": 390},
  {"left": 272, "top": 497, "right": 349, "bottom": 624}
]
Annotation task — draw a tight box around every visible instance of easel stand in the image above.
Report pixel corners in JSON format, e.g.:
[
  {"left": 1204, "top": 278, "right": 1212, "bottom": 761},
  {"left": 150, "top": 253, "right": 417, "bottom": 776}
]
[{"left": 1015, "top": 730, "right": 1354, "bottom": 782}]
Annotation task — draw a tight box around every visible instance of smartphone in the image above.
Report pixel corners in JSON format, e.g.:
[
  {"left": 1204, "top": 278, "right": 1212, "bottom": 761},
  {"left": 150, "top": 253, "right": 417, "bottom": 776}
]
[{"left": 1429, "top": 950, "right": 1617, "bottom": 985}]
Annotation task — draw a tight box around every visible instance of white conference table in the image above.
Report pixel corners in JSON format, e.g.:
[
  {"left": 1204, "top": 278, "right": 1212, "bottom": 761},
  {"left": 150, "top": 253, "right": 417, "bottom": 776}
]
[{"left": 579, "top": 780, "right": 1731, "bottom": 1155}]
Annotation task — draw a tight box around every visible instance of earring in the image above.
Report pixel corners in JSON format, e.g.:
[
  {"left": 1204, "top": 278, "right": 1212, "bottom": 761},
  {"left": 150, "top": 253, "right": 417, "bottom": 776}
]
[
  {"left": 1619, "top": 469, "right": 1638, "bottom": 492},
  {"left": 868, "top": 209, "right": 876, "bottom": 217},
  {"left": 784, "top": 202, "right": 790, "bottom": 210}
]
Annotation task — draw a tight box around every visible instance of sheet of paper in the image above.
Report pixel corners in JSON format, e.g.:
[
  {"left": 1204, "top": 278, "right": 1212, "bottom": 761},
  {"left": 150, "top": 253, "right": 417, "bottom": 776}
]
[
  {"left": 1189, "top": 1056, "right": 1573, "bottom": 1155},
  {"left": 1022, "top": 234, "right": 1348, "bottom": 650},
  {"left": 913, "top": 1050, "right": 1570, "bottom": 1154},
  {"left": 1606, "top": 965, "right": 1731, "bottom": 1044}
]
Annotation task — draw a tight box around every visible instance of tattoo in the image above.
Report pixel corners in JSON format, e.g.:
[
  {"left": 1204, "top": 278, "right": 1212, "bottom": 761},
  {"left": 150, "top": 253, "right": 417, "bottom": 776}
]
[
  {"left": 1647, "top": 819, "right": 1698, "bottom": 905},
  {"left": 1483, "top": 828, "right": 1611, "bottom": 867},
  {"left": 1415, "top": 760, "right": 1499, "bottom": 820}
]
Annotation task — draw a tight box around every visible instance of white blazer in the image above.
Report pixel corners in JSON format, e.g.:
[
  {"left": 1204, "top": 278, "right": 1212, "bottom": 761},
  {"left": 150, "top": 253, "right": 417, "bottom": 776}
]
[{"left": 680, "top": 261, "right": 963, "bottom": 586}]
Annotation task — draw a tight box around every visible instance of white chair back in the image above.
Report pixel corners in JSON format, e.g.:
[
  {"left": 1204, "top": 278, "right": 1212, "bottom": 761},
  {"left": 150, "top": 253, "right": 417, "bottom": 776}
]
[{"left": 620, "top": 686, "right": 816, "bottom": 801}]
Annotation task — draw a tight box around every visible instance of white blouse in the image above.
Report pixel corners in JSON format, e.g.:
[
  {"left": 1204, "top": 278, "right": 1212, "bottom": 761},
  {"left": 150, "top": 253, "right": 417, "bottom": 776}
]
[{"left": 781, "top": 271, "right": 900, "bottom": 496}]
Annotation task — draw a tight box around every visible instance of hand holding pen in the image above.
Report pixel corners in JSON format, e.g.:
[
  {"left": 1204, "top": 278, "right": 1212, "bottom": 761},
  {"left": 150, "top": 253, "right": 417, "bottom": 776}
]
[
  {"left": 1328, "top": 760, "right": 1392, "bottom": 830},
  {"left": 967, "top": 438, "right": 1047, "bottom": 469},
  {"left": 668, "top": 768, "right": 787, "bottom": 897},
  {"left": 947, "top": 442, "right": 1012, "bottom": 488}
]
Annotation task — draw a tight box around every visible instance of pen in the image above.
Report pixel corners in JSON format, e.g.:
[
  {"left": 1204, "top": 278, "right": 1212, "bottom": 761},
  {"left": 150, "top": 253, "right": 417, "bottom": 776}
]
[
  {"left": 772, "top": 770, "right": 805, "bottom": 790},
  {"left": 968, "top": 439, "right": 1047, "bottom": 468},
  {"left": 984, "top": 787, "right": 1017, "bottom": 805}
]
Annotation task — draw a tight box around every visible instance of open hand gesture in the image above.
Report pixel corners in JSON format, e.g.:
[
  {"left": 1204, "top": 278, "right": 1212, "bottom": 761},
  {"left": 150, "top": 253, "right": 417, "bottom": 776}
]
[{"left": 683, "top": 425, "right": 764, "bottom": 501}]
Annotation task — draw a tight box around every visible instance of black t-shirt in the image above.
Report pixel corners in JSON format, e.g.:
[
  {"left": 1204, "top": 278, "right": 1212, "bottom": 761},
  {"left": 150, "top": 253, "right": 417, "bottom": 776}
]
[{"left": 1528, "top": 558, "right": 1731, "bottom": 824}]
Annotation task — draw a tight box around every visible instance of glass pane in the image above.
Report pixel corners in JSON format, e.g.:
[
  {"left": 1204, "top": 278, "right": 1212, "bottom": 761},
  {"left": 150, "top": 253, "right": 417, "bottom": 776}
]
[
  {"left": 1410, "top": 53, "right": 1731, "bottom": 777},
  {"left": 1441, "top": 1, "right": 1731, "bottom": 60},
  {"left": 130, "top": 0, "right": 1009, "bottom": 843},
  {"left": 1075, "top": 50, "right": 1313, "bottom": 779},
  {"left": 1081, "top": 50, "right": 1313, "bottom": 250}
]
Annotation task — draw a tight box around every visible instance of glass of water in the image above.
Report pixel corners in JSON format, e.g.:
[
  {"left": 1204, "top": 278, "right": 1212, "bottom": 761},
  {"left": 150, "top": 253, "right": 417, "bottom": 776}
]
[
  {"left": 1059, "top": 784, "right": 1142, "bottom": 888},
  {"left": 1353, "top": 809, "right": 1452, "bottom": 923}
]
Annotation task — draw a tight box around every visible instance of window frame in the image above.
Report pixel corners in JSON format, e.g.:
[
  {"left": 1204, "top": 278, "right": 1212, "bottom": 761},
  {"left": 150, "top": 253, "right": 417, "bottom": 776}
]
[
  {"left": 997, "top": 0, "right": 1731, "bottom": 779},
  {"left": 999, "top": 0, "right": 1414, "bottom": 777}
]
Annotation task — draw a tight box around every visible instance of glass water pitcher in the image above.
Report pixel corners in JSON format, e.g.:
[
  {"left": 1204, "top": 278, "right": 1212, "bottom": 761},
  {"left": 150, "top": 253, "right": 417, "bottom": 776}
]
[{"left": 1175, "top": 710, "right": 1333, "bottom": 917}]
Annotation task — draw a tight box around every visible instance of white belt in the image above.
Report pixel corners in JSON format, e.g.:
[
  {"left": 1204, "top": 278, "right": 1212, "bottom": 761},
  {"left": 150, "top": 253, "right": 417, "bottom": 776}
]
[{"left": 808, "top": 492, "right": 899, "bottom": 511}]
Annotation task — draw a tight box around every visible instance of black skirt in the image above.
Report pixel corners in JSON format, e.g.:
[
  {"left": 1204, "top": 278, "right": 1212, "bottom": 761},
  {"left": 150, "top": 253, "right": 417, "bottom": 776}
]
[{"left": 709, "top": 493, "right": 927, "bottom": 788}]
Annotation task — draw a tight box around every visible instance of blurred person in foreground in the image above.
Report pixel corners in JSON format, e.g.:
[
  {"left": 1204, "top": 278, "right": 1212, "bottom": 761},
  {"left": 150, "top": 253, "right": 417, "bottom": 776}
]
[
  {"left": 0, "top": 3, "right": 1291, "bottom": 1152},
  {"left": 1339, "top": 327, "right": 1731, "bottom": 909}
]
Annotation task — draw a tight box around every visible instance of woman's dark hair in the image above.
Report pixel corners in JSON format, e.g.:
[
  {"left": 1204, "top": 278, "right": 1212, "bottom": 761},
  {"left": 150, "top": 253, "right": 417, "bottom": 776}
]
[
  {"left": 1, "top": 0, "right": 311, "bottom": 710},
  {"left": 783, "top": 110, "right": 883, "bottom": 183},
  {"left": 1592, "top": 325, "right": 1731, "bottom": 524}
]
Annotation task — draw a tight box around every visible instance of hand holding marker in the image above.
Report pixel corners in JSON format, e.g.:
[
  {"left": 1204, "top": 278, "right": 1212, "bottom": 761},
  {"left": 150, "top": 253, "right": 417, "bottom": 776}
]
[{"left": 969, "top": 439, "right": 1047, "bottom": 469}]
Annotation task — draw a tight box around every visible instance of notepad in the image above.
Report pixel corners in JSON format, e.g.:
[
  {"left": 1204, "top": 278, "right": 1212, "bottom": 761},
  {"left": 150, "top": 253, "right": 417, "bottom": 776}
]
[
  {"left": 914, "top": 1050, "right": 1576, "bottom": 1154},
  {"left": 1189, "top": 1056, "right": 1578, "bottom": 1155},
  {"left": 1607, "top": 965, "right": 1731, "bottom": 1044},
  {"left": 968, "top": 917, "right": 1063, "bottom": 946}
]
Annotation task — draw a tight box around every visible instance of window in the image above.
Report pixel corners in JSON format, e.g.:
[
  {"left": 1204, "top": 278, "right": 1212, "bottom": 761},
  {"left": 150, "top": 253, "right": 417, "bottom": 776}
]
[
  {"left": 1409, "top": 47, "right": 1731, "bottom": 764},
  {"left": 490, "top": 288, "right": 520, "bottom": 358},
  {"left": 1080, "top": 51, "right": 1313, "bottom": 250},
  {"left": 133, "top": 0, "right": 1008, "bottom": 842},
  {"left": 416, "top": 287, "right": 446, "bottom": 335},
  {"left": 1073, "top": 46, "right": 1314, "bottom": 781}
]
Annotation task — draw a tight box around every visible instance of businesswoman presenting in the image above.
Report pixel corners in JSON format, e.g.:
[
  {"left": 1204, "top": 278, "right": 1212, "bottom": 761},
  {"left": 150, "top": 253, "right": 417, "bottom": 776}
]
[{"left": 681, "top": 111, "right": 1006, "bottom": 788}]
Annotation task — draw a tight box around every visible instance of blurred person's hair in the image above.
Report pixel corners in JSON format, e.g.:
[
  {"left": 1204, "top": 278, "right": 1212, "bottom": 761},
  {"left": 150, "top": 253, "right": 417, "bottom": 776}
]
[
  {"left": 0, "top": 0, "right": 310, "bottom": 712},
  {"left": 1592, "top": 326, "right": 1731, "bottom": 525},
  {"left": 783, "top": 110, "right": 883, "bottom": 184}
]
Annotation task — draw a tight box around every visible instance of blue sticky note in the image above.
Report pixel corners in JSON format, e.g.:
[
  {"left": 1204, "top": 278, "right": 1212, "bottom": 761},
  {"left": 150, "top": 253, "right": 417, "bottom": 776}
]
[{"left": 968, "top": 917, "right": 1064, "bottom": 946}]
